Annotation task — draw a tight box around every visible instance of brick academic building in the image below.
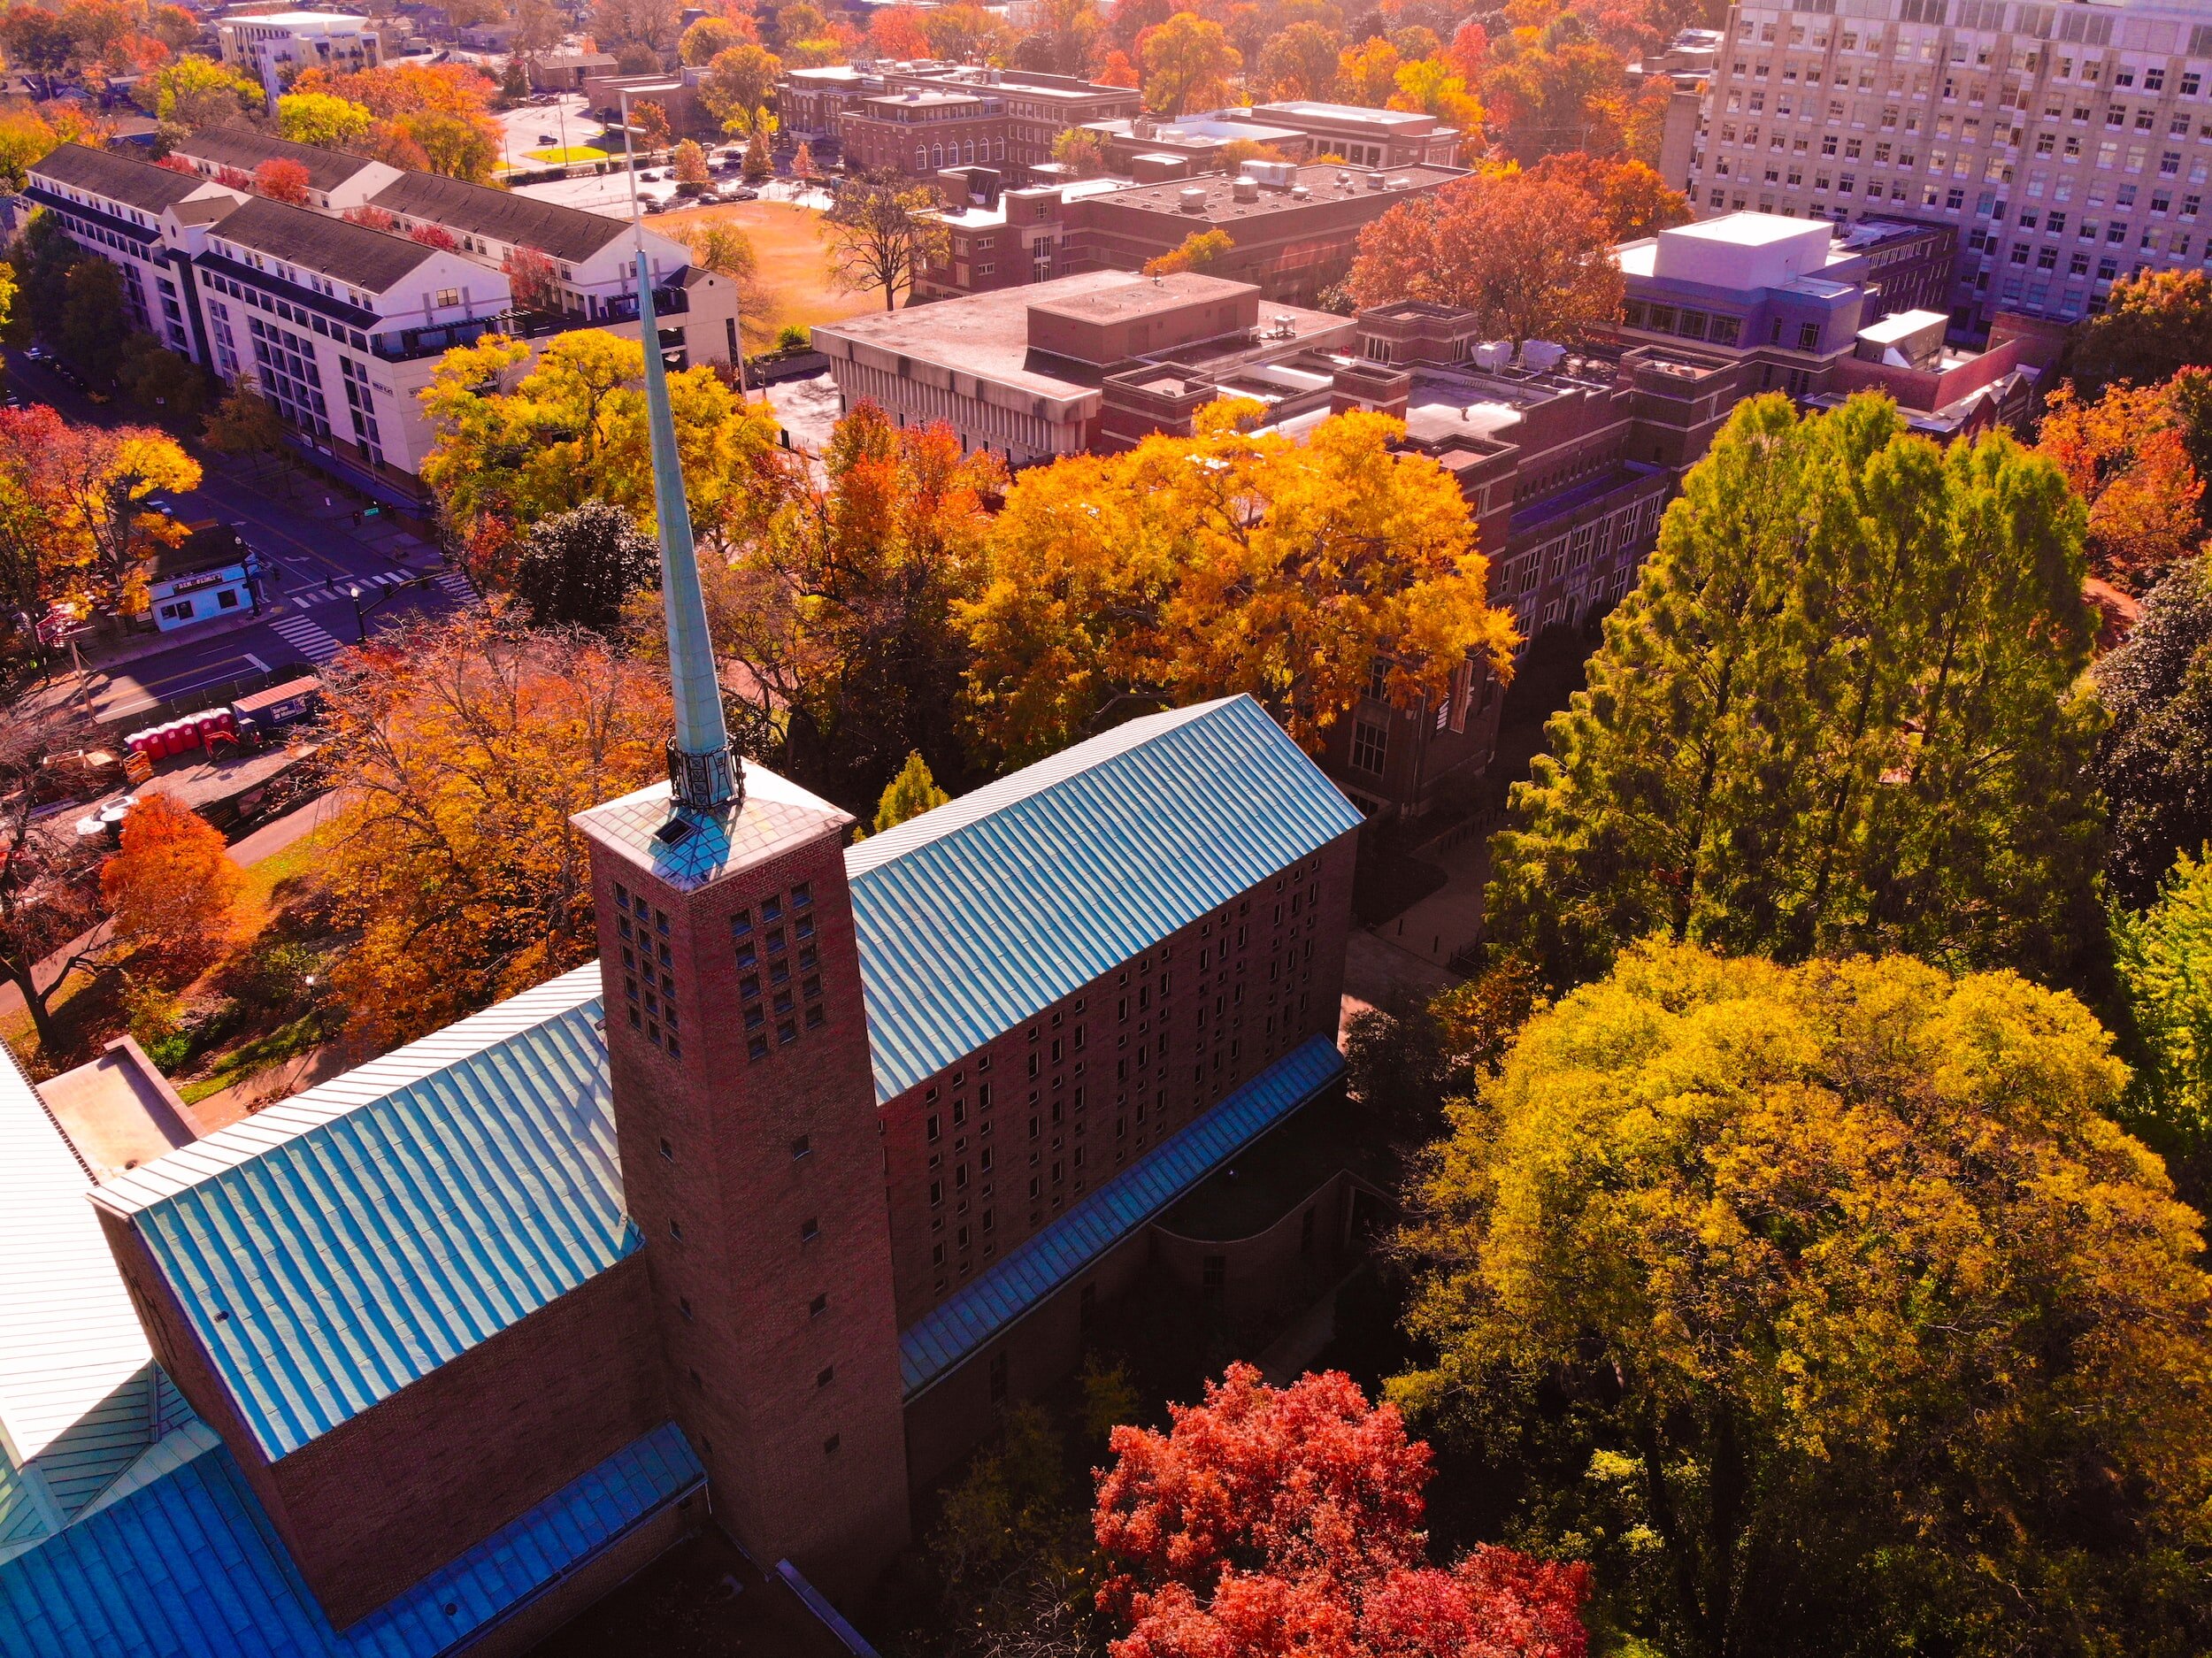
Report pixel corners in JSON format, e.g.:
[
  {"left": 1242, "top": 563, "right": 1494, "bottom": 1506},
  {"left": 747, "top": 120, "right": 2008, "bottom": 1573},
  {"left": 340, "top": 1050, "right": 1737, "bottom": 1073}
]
[{"left": 0, "top": 266, "right": 1371, "bottom": 1656}]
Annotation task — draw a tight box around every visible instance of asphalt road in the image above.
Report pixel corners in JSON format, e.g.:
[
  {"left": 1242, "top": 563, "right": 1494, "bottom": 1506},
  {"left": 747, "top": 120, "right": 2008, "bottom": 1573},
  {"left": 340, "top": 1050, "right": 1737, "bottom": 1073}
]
[{"left": 7, "top": 348, "right": 477, "bottom": 721}]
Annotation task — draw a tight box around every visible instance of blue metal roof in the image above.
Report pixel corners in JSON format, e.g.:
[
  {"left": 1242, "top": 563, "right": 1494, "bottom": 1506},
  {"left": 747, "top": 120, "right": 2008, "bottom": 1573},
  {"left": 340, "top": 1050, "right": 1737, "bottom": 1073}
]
[
  {"left": 0, "top": 1420, "right": 702, "bottom": 1658},
  {"left": 91, "top": 970, "right": 633, "bottom": 1462},
  {"left": 848, "top": 696, "right": 1362, "bottom": 1105},
  {"left": 899, "top": 1035, "right": 1345, "bottom": 1395}
]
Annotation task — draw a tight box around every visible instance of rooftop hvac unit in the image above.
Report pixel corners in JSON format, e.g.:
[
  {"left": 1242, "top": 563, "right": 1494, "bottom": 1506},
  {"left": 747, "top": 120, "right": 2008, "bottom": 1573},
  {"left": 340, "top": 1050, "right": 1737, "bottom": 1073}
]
[
  {"left": 1520, "top": 340, "right": 1567, "bottom": 372},
  {"left": 1232, "top": 176, "right": 1259, "bottom": 202},
  {"left": 1240, "top": 158, "right": 1296, "bottom": 188},
  {"left": 1364, "top": 172, "right": 1386, "bottom": 189},
  {"left": 1473, "top": 340, "right": 1512, "bottom": 371},
  {"left": 1178, "top": 186, "right": 1210, "bottom": 212}
]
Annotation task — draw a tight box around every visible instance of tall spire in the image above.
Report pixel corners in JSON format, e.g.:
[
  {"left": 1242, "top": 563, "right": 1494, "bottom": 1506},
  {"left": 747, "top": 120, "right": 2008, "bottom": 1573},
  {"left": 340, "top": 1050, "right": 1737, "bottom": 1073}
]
[{"left": 636, "top": 251, "right": 741, "bottom": 813}]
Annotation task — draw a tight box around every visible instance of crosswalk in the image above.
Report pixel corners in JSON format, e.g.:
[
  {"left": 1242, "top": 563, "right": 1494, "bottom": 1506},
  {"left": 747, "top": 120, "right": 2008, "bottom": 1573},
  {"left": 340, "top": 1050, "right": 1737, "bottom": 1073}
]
[
  {"left": 260, "top": 565, "right": 480, "bottom": 666},
  {"left": 265, "top": 611, "right": 346, "bottom": 665}
]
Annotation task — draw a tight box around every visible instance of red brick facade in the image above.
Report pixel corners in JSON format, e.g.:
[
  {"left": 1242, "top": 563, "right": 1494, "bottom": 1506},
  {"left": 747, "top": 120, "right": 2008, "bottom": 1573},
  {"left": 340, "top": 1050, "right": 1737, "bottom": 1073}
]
[
  {"left": 879, "top": 829, "right": 1358, "bottom": 1328},
  {"left": 584, "top": 808, "right": 912, "bottom": 1601},
  {"left": 94, "top": 1209, "right": 671, "bottom": 1628}
]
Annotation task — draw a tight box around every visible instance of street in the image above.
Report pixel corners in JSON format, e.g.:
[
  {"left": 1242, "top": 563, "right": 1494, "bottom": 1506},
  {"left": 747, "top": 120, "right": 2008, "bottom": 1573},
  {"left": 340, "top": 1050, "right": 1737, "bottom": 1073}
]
[{"left": 6, "top": 347, "right": 479, "bottom": 722}]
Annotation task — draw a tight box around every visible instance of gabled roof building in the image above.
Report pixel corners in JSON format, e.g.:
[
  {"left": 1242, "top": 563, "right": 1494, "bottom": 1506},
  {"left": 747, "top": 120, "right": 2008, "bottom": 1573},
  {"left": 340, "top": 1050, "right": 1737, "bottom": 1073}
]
[{"left": 0, "top": 256, "right": 1369, "bottom": 1645}]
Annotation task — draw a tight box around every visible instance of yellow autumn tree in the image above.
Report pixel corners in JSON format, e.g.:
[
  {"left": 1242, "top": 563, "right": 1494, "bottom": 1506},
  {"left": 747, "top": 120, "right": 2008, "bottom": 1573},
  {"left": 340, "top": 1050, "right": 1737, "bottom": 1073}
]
[
  {"left": 419, "top": 330, "right": 795, "bottom": 587},
  {"left": 961, "top": 400, "right": 1516, "bottom": 766},
  {"left": 319, "top": 614, "right": 671, "bottom": 1051}
]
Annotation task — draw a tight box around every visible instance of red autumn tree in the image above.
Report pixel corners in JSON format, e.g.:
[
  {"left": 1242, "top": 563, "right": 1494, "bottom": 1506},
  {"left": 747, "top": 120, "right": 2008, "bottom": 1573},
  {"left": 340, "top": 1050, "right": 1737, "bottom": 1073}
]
[
  {"left": 253, "top": 157, "right": 312, "bottom": 203},
  {"left": 101, "top": 792, "right": 244, "bottom": 961},
  {"left": 408, "top": 221, "right": 461, "bottom": 250},
  {"left": 1094, "top": 1366, "right": 1590, "bottom": 1658}
]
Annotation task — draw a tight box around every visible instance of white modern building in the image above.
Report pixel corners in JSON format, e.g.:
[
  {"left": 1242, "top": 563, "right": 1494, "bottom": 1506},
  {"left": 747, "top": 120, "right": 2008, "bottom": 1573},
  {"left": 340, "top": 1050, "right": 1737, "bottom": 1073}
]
[
  {"left": 26, "top": 143, "right": 743, "bottom": 502},
  {"left": 216, "top": 10, "right": 386, "bottom": 104},
  {"left": 1686, "top": 0, "right": 2212, "bottom": 334},
  {"left": 170, "top": 124, "right": 401, "bottom": 211}
]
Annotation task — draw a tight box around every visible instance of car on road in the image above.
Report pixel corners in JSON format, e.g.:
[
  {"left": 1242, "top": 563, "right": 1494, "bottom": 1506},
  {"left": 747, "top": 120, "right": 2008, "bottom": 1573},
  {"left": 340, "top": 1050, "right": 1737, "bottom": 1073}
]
[{"left": 24, "top": 344, "right": 48, "bottom": 361}]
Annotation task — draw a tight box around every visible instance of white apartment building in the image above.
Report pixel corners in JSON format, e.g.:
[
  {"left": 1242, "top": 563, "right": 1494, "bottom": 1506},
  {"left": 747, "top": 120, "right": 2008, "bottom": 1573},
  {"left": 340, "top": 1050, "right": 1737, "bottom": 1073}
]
[
  {"left": 26, "top": 143, "right": 743, "bottom": 502},
  {"left": 1686, "top": 0, "right": 2212, "bottom": 334},
  {"left": 216, "top": 10, "right": 385, "bottom": 104},
  {"left": 171, "top": 124, "right": 402, "bottom": 211}
]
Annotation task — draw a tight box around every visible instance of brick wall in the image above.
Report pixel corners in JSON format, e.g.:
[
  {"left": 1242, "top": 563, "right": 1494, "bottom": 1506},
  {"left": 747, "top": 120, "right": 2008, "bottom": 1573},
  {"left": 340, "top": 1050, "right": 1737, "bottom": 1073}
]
[
  {"left": 90, "top": 1213, "right": 667, "bottom": 1628},
  {"left": 879, "top": 825, "right": 1361, "bottom": 1333},
  {"left": 267, "top": 1255, "right": 667, "bottom": 1626},
  {"left": 588, "top": 815, "right": 910, "bottom": 1603}
]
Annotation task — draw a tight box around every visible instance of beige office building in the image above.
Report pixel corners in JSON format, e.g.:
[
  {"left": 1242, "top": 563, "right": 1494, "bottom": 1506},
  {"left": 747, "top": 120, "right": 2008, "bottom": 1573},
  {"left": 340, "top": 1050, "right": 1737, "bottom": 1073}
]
[{"left": 1686, "top": 0, "right": 2212, "bottom": 334}]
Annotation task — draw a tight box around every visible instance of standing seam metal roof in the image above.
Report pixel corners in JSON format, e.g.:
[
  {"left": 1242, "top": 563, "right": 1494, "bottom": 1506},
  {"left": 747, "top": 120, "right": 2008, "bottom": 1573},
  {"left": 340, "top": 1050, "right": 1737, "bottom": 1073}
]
[
  {"left": 90, "top": 969, "right": 628, "bottom": 1462},
  {"left": 900, "top": 1034, "right": 1344, "bottom": 1394},
  {"left": 0, "top": 1421, "right": 703, "bottom": 1658},
  {"left": 847, "top": 696, "right": 1364, "bottom": 1106}
]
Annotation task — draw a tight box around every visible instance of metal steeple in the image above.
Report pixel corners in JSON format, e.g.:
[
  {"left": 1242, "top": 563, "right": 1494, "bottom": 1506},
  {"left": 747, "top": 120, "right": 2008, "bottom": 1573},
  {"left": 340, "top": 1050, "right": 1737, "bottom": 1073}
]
[{"left": 621, "top": 95, "right": 739, "bottom": 814}]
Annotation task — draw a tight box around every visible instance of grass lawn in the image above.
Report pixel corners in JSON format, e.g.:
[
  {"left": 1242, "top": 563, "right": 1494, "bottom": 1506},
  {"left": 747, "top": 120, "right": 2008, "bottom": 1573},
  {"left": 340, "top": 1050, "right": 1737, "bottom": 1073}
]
[
  {"left": 3, "top": 820, "right": 343, "bottom": 1094},
  {"left": 657, "top": 197, "right": 878, "bottom": 344},
  {"left": 524, "top": 144, "right": 611, "bottom": 164}
]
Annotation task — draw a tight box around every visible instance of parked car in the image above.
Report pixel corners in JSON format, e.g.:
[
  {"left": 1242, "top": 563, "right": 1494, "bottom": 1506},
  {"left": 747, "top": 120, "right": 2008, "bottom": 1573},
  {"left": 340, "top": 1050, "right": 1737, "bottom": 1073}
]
[
  {"left": 720, "top": 186, "right": 759, "bottom": 201},
  {"left": 643, "top": 197, "right": 667, "bottom": 213}
]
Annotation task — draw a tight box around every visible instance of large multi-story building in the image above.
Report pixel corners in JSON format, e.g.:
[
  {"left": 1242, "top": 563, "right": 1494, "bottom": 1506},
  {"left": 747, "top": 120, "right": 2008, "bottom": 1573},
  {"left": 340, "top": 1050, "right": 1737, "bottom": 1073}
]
[
  {"left": 216, "top": 10, "right": 386, "bottom": 103},
  {"left": 25, "top": 142, "right": 738, "bottom": 503},
  {"left": 919, "top": 161, "right": 1467, "bottom": 304},
  {"left": 775, "top": 60, "right": 1143, "bottom": 179},
  {"left": 0, "top": 311, "right": 1366, "bottom": 1643},
  {"left": 1686, "top": 0, "right": 2212, "bottom": 335}
]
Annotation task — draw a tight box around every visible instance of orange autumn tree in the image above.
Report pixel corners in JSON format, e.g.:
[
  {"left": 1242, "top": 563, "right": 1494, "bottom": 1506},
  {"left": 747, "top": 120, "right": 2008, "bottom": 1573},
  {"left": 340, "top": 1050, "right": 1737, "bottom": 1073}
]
[
  {"left": 319, "top": 615, "right": 671, "bottom": 1049},
  {"left": 2036, "top": 379, "right": 2206, "bottom": 592},
  {"left": 1094, "top": 1365, "right": 1590, "bottom": 1658},
  {"left": 101, "top": 794, "right": 244, "bottom": 962},
  {"left": 1348, "top": 172, "right": 1623, "bottom": 348}
]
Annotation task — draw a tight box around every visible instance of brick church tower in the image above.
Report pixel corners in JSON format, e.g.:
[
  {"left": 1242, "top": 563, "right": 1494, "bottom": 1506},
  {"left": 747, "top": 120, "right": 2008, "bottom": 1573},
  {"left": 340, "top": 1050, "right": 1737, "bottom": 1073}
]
[{"left": 574, "top": 253, "right": 909, "bottom": 1593}]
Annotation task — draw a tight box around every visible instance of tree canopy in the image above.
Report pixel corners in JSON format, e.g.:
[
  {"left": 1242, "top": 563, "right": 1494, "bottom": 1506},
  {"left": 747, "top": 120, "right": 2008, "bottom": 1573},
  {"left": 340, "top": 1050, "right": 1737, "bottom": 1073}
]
[
  {"left": 2034, "top": 379, "right": 2205, "bottom": 593},
  {"left": 1348, "top": 172, "right": 1623, "bottom": 347},
  {"left": 1398, "top": 940, "right": 2212, "bottom": 1658},
  {"left": 2113, "top": 848, "right": 2212, "bottom": 1193},
  {"left": 703, "top": 403, "right": 997, "bottom": 810},
  {"left": 320, "top": 617, "right": 670, "bottom": 1049},
  {"left": 872, "top": 750, "right": 949, "bottom": 833},
  {"left": 822, "top": 171, "right": 949, "bottom": 312},
  {"left": 1096, "top": 1364, "right": 1590, "bottom": 1658},
  {"left": 511, "top": 500, "right": 660, "bottom": 633},
  {"left": 2095, "top": 551, "right": 2212, "bottom": 907},
  {"left": 1486, "top": 393, "right": 2104, "bottom": 991},
  {"left": 419, "top": 329, "right": 791, "bottom": 581},
  {"left": 101, "top": 794, "right": 242, "bottom": 964},
  {"left": 2068, "top": 269, "right": 2212, "bottom": 400},
  {"left": 962, "top": 400, "right": 1515, "bottom": 767}
]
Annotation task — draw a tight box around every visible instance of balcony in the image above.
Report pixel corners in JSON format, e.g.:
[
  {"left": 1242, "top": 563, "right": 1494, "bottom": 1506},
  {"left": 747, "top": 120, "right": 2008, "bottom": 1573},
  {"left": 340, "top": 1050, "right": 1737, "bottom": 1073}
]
[{"left": 367, "top": 286, "right": 692, "bottom": 364}]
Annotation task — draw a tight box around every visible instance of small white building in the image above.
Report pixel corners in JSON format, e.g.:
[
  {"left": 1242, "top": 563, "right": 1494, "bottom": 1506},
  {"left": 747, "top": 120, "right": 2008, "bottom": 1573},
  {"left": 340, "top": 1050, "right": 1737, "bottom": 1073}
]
[
  {"left": 216, "top": 11, "right": 385, "bottom": 104},
  {"left": 147, "top": 523, "right": 257, "bottom": 631}
]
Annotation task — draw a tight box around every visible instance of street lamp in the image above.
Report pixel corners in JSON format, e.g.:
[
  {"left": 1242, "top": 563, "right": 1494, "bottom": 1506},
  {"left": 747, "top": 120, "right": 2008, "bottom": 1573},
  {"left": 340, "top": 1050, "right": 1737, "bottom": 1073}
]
[{"left": 347, "top": 583, "right": 365, "bottom": 642}]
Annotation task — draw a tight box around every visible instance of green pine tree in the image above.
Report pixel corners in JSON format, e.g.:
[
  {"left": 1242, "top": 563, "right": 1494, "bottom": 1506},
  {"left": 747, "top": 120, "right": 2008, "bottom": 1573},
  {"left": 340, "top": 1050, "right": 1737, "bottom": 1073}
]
[
  {"left": 874, "top": 750, "right": 949, "bottom": 833},
  {"left": 1485, "top": 391, "right": 2104, "bottom": 990}
]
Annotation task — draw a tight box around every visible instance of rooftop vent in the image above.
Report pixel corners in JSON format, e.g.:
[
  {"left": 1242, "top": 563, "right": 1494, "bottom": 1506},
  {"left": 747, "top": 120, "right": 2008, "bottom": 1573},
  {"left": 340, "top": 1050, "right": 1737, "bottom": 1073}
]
[
  {"left": 1289, "top": 184, "right": 1310, "bottom": 199},
  {"left": 1364, "top": 172, "right": 1386, "bottom": 189},
  {"left": 1232, "top": 176, "right": 1259, "bottom": 203},
  {"left": 1178, "top": 186, "right": 1210, "bottom": 212}
]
